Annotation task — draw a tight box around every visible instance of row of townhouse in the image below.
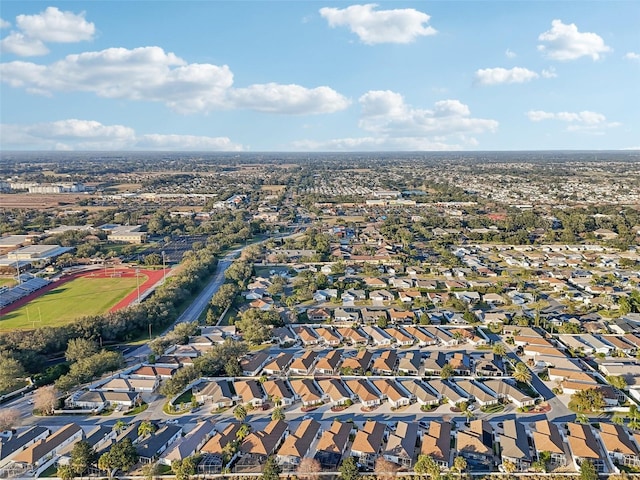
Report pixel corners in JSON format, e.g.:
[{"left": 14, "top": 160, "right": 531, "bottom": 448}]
[
  {"left": 199, "top": 419, "right": 352, "bottom": 473},
  {"left": 192, "top": 374, "right": 535, "bottom": 411},
  {"left": 498, "top": 419, "right": 640, "bottom": 474},
  {"left": 241, "top": 345, "right": 520, "bottom": 382},
  {"left": 0, "top": 419, "right": 189, "bottom": 477},
  {"left": 277, "top": 323, "right": 485, "bottom": 349},
  {"left": 66, "top": 364, "right": 178, "bottom": 411},
  {"left": 191, "top": 410, "right": 638, "bottom": 474}
]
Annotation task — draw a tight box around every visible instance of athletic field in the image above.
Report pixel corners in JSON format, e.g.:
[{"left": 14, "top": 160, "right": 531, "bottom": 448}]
[{"left": 0, "top": 271, "right": 148, "bottom": 331}]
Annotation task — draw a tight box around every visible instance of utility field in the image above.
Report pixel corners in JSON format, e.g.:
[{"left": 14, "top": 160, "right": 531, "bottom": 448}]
[
  {"left": 0, "top": 275, "right": 142, "bottom": 331},
  {"left": 0, "top": 278, "right": 17, "bottom": 288}
]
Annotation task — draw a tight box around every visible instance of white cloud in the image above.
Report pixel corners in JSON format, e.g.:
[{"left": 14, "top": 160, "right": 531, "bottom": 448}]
[
  {"left": 0, "top": 7, "right": 95, "bottom": 57},
  {"left": 537, "top": 19, "right": 611, "bottom": 61},
  {"left": 527, "top": 109, "right": 606, "bottom": 124},
  {"left": 624, "top": 52, "right": 640, "bottom": 62},
  {"left": 319, "top": 3, "right": 436, "bottom": 45},
  {"left": 0, "top": 119, "right": 245, "bottom": 151},
  {"left": 0, "top": 32, "right": 48, "bottom": 56},
  {"left": 136, "top": 134, "right": 244, "bottom": 151},
  {"left": 16, "top": 7, "right": 95, "bottom": 43},
  {"left": 474, "top": 67, "right": 539, "bottom": 85},
  {"left": 527, "top": 109, "right": 620, "bottom": 134},
  {"left": 0, "top": 46, "right": 350, "bottom": 115},
  {"left": 358, "top": 91, "right": 498, "bottom": 136},
  {"left": 541, "top": 67, "right": 557, "bottom": 78},
  {"left": 228, "top": 83, "right": 350, "bottom": 114},
  {"left": 505, "top": 49, "right": 517, "bottom": 58},
  {"left": 292, "top": 136, "right": 466, "bottom": 151},
  {"left": 0, "top": 18, "right": 10, "bottom": 29},
  {"left": 293, "top": 92, "right": 495, "bottom": 151}
]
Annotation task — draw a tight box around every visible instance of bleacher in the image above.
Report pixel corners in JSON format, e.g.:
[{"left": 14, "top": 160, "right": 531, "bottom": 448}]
[{"left": 0, "top": 277, "right": 52, "bottom": 309}]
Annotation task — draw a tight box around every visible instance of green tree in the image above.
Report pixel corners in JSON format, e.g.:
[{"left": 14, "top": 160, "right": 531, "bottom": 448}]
[
  {"left": 606, "top": 375, "right": 627, "bottom": 390},
  {"left": 236, "top": 423, "right": 251, "bottom": 441},
  {"left": 233, "top": 404, "right": 247, "bottom": 421},
  {"left": 210, "top": 283, "right": 238, "bottom": 312},
  {"left": 57, "top": 464, "right": 75, "bottom": 480},
  {"left": 108, "top": 438, "right": 138, "bottom": 472},
  {"left": 339, "top": 456, "right": 360, "bottom": 480},
  {"left": 575, "top": 414, "right": 589, "bottom": 424},
  {"left": 236, "top": 309, "right": 274, "bottom": 345},
  {"left": 70, "top": 440, "right": 96, "bottom": 475},
  {"left": 97, "top": 454, "right": 112, "bottom": 477},
  {"left": 452, "top": 456, "right": 467, "bottom": 475},
  {"left": 65, "top": 338, "right": 99, "bottom": 363},
  {"left": 138, "top": 420, "right": 156, "bottom": 438},
  {"left": 173, "top": 456, "right": 198, "bottom": 480},
  {"left": 502, "top": 459, "right": 517, "bottom": 473},
  {"left": 271, "top": 406, "right": 285, "bottom": 421},
  {"left": 463, "top": 309, "right": 477, "bottom": 324},
  {"left": 377, "top": 316, "right": 389, "bottom": 328},
  {"left": 570, "top": 388, "right": 605, "bottom": 413},
  {"left": 580, "top": 459, "right": 598, "bottom": 480},
  {"left": 144, "top": 253, "right": 162, "bottom": 266},
  {"left": 113, "top": 419, "right": 127, "bottom": 434},
  {"left": 414, "top": 454, "right": 441, "bottom": 478},
  {"left": 262, "top": 455, "right": 281, "bottom": 480},
  {"left": 441, "top": 363, "right": 454, "bottom": 379},
  {"left": 141, "top": 462, "right": 160, "bottom": 480},
  {"left": 513, "top": 362, "right": 532, "bottom": 384},
  {"left": 492, "top": 342, "right": 506, "bottom": 357},
  {"left": 0, "top": 357, "right": 25, "bottom": 392}
]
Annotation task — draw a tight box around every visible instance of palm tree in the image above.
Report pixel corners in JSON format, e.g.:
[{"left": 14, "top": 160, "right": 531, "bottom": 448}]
[
  {"left": 492, "top": 342, "right": 506, "bottom": 357},
  {"left": 453, "top": 456, "right": 467, "bottom": 476},
  {"left": 222, "top": 439, "right": 239, "bottom": 458},
  {"left": 576, "top": 413, "right": 589, "bottom": 424},
  {"left": 463, "top": 408, "right": 475, "bottom": 426},
  {"left": 138, "top": 420, "right": 156, "bottom": 438},
  {"left": 512, "top": 362, "right": 532, "bottom": 384},
  {"left": 629, "top": 416, "right": 640, "bottom": 430},
  {"left": 112, "top": 420, "right": 127, "bottom": 434},
  {"left": 97, "top": 453, "right": 112, "bottom": 478},
  {"left": 271, "top": 406, "right": 285, "bottom": 421},
  {"left": 141, "top": 462, "right": 159, "bottom": 480},
  {"left": 233, "top": 404, "right": 247, "bottom": 421},
  {"left": 236, "top": 423, "right": 251, "bottom": 441},
  {"left": 57, "top": 465, "right": 74, "bottom": 480},
  {"left": 502, "top": 459, "right": 517, "bottom": 474}
]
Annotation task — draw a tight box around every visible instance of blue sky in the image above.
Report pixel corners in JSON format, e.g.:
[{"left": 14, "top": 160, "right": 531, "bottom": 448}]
[{"left": 1, "top": 1, "right": 638, "bottom": 151}]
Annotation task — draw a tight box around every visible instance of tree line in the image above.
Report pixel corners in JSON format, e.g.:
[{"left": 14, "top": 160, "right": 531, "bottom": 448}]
[{"left": 0, "top": 224, "right": 257, "bottom": 388}]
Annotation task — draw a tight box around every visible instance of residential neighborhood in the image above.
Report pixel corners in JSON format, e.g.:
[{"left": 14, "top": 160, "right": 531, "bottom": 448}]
[{"left": 1, "top": 154, "right": 640, "bottom": 478}]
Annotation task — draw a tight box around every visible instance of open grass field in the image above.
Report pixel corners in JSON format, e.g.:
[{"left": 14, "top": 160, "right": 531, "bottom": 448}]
[
  {"left": 261, "top": 184, "right": 287, "bottom": 193},
  {"left": 321, "top": 215, "right": 366, "bottom": 224},
  {"left": 0, "top": 276, "right": 141, "bottom": 331},
  {"left": 0, "top": 278, "right": 17, "bottom": 288}
]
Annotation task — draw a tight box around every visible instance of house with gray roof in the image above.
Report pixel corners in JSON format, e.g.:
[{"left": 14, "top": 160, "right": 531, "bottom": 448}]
[{"left": 500, "top": 420, "right": 531, "bottom": 471}]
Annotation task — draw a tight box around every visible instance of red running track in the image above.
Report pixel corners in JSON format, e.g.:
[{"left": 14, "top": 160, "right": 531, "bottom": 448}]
[
  {"left": 108, "top": 268, "right": 167, "bottom": 311},
  {"left": 0, "top": 268, "right": 169, "bottom": 317}
]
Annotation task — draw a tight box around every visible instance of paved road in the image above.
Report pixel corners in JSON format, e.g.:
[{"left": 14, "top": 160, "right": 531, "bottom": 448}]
[
  {"left": 125, "top": 248, "right": 242, "bottom": 362},
  {"left": 484, "top": 329, "right": 574, "bottom": 423}
]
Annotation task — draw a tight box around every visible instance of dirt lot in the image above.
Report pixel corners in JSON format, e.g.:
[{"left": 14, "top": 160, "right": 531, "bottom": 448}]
[{"left": 0, "top": 194, "right": 91, "bottom": 210}]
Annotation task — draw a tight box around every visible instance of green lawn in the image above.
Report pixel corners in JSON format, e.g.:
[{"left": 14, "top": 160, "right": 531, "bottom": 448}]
[
  {"left": 0, "top": 276, "right": 141, "bottom": 331},
  {"left": 0, "top": 278, "right": 17, "bottom": 288}
]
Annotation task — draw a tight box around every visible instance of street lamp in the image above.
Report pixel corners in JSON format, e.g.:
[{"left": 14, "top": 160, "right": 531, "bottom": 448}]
[
  {"left": 162, "top": 250, "right": 166, "bottom": 282},
  {"left": 136, "top": 268, "right": 141, "bottom": 303}
]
